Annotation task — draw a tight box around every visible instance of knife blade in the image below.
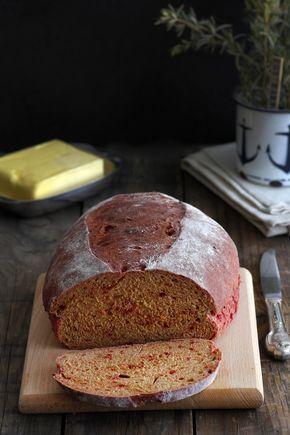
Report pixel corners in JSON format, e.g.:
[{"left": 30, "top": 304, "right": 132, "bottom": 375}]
[{"left": 260, "top": 249, "right": 290, "bottom": 360}]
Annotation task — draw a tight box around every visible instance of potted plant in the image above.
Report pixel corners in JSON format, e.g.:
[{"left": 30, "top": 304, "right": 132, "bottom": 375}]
[{"left": 157, "top": 1, "right": 290, "bottom": 186}]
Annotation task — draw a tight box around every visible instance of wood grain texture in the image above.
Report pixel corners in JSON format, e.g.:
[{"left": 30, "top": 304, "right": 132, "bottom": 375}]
[
  {"left": 0, "top": 205, "right": 82, "bottom": 435},
  {"left": 1, "top": 142, "right": 289, "bottom": 434},
  {"left": 19, "top": 268, "right": 263, "bottom": 413},
  {"left": 183, "top": 173, "right": 290, "bottom": 435},
  {"left": 65, "top": 410, "right": 192, "bottom": 435}
]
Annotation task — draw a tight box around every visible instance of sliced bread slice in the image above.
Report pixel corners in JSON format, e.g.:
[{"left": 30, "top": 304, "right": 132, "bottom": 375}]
[{"left": 54, "top": 338, "right": 221, "bottom": 408}]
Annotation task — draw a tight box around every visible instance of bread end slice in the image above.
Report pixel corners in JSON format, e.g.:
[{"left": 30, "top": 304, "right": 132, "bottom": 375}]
[{"left": 54, "top": 338, "right": 221, "bottom": 408}]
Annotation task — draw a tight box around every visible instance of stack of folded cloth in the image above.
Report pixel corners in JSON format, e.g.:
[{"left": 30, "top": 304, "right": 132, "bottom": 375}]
[{"left": 181, "top": 143, "right": 290, "bottom": 237}]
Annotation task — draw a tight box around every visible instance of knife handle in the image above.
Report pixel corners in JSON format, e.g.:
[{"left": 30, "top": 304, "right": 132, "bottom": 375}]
[{"left": 265, "top": 298, "right": 290, "bottom": 360}]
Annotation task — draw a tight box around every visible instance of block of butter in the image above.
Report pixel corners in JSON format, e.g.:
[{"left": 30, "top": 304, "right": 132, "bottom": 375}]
[{"left": 0, "top": 140, "right": 104, "bottom": 200}]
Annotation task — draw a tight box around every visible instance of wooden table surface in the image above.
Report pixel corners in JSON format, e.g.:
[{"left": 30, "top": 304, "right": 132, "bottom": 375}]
[{"left": 0, "top": 142, "right": 289, "bottom": 435}]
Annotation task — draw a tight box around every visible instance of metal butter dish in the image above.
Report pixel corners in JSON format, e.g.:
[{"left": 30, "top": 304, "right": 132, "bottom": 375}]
[{"left": 0, "top": 143, "right": 121, "bottom": 217}]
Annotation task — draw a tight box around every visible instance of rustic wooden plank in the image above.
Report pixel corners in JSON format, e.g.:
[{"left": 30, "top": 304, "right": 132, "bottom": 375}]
[
  {"left": 196, "top": 409, "right": 261, "bottom": 434},
  {"left": 19, "top": 268, "right": 263, "bottom": 413},
  {"left": 65, "top": 410, "right": 193, "bottom": 435},
  {"left": 13, "top": 211, "right": 83, "bottom": 301},
  {"left": 0, "top": 345, "right": 9, "bottom": 392},
  {"left": 0, "top": 393, "right": 63, "bottom": 435},
  {"left": 0, "top": 213, "right": 18, "bottom": 302},
  {"left": 7, "top": 345, "right": 26, "bottom": 393},
  {"left": 183, "top": 172, "right": 290, "bottom": 435},
  {"left": 0, "top": 204, "right": 82, "bottom": 435},
  {"left": 65, "top": 143, "right": 195, "bottom": 435},
  {"left": 0, "top": 344, "right": 63, "bottom": 435},
  {"left": 6, "top": 302, "right": 32, "bottom": 345},
  {"left": 0, "top": 303, "right": 10, "bottom": 344}
]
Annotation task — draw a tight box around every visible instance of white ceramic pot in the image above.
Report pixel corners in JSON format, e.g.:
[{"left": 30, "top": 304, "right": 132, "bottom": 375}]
[{"left": 236, "top": 97, "right": 290, "bottom": 186}]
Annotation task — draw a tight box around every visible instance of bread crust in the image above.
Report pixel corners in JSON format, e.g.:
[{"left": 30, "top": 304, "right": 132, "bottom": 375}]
[
  {"left": 58, "top": 370, "right": 219, "bottom": 408},
  {"left": 43, "top": 192, "right": 240, "bottom": 347},
  {"left": 54, "top": 338, "right": 222, "bottom": 408}
]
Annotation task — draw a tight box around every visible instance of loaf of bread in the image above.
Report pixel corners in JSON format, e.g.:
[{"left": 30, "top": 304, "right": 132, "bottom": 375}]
[
  {"left": 43, "top": 192, "right": 240, "bottom": 349},
  {"left": 54, "top": 338, "right": 222, "bottom": 408}
]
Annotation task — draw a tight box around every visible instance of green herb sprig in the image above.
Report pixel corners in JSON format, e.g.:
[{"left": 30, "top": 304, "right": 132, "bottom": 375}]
[{"left": 157, "top": 1, "right": 290, "bottom": 109}]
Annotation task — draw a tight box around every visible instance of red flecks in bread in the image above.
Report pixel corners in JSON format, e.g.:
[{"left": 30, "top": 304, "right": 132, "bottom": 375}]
[
  {"left": 43, "top": 192, "right": 240, "bottom": 349},
  {"left": 54, "top": 338, "right": 222, "bottom": 408}
]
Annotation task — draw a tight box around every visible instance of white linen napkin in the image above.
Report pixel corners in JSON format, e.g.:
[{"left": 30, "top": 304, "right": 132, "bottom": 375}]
[{"left": 181, "top": 143, "right": 290, "bottom": 237}]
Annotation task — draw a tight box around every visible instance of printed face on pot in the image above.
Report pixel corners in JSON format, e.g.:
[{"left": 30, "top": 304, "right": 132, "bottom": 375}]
[{"left": 236, "top": 103, "right": 290, "bottom": 187}]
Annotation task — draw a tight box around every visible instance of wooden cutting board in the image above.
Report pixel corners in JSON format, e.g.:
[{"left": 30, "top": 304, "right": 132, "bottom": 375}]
[{"left": 19, "top": 268, "right": 264, "bottom": 413}]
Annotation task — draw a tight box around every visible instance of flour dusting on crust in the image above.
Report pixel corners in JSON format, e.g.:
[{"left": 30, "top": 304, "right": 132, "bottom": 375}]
[
  {"left": 147, "top": 203, "right": 239, "bottom": 312},
  {"left": 43, "top": 218, "right": 110, "bottom": 308},
  {"left": 43, "top": 192, "right": 239, "bottom": 317}
]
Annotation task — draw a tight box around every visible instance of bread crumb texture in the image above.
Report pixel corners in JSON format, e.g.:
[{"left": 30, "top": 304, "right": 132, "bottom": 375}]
[
  {"left": 54, "top": 338, "right": 221, "bottom": 407},
  {"left": 50, "top": 270, "right": 217, "bottom": 349}
]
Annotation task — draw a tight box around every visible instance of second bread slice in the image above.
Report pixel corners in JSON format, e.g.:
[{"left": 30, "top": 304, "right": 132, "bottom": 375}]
[{"left": 54, "top": 338, "right": 221, "bottom": 408}]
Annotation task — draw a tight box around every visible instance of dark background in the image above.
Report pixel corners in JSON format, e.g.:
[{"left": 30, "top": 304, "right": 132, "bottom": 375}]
[{"left": 0, "top": 0, "right": 244, "bottom": 150}]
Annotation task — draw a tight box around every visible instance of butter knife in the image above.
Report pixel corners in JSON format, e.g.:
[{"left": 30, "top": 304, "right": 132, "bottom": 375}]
[{"left": 260, "top": 249, "right": 290, "bottom": 360}]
